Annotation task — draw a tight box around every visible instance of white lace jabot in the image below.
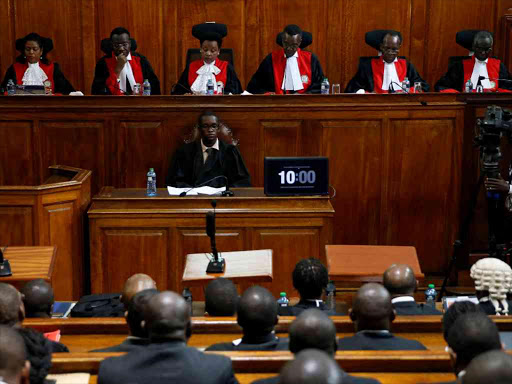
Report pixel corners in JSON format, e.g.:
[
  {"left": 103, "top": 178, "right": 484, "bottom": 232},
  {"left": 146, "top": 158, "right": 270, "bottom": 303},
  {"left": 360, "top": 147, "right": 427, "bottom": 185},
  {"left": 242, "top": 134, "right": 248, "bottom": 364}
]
[
  {"left": 21, "top": 61, "right": 48, "bottom": 86},
  {"left": 282, "top": 51, "right": 303, "bottom": 91},
  {"left": 191, "top": 61, "right": 220, "bottom": 94}
]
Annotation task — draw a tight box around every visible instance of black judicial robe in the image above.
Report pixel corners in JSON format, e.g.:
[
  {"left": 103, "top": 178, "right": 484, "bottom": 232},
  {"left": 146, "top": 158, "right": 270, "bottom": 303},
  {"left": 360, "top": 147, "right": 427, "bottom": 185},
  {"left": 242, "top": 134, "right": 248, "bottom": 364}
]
[
  {"left": 246, "top": 49, "right": 324, "bottom": 94},
  {"left": 166, "top": 139, "right": 251, "bottom": 188},
  {"left": 344, "top": 56, "right": 429, "bottom": 93}
]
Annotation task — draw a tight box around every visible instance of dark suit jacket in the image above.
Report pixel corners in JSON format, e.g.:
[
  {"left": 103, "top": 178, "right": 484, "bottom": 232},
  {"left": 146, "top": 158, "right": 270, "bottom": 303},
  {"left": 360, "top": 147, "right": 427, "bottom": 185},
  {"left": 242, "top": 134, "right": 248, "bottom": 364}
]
[
  {"left": 49, "top": 340, "right": 69, "bottom": 353},
  {"left": 252, "top": 373, "right": 381, "bottom": 384},
  {"left": 98, "top": 340, "right": 238, "bottom": 384},
  {"left": 205, "top": 333, "right": 289, "bottom": 351},
  {"left": 392, "top": 300, "right": 442, "bottom": 315},
  {"left": 338, "top": 331, "right": 427, "bottom": 351},
  {"left": 90, "top": 337, "right": 150, "bottom": 352},
  {"left": 278, "top": 299, "right": 345, "bottom": 316}
]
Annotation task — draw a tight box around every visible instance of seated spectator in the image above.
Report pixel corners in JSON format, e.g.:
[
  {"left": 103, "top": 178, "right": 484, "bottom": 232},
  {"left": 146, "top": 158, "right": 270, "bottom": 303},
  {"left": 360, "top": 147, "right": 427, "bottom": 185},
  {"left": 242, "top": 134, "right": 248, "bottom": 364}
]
[
  {"left": 91, "top": 288, "right": 159, "bottom": 352},
  {"left": 470, "top": 258, "right": 512, "bottom": 315},
  {"left": 383, "top": 264, "right": 441, "bottom": 315},
  {"left": 16, "top": 328, "right": 52, "bottom": 384},
  {"left": 206, "top": 286, "right": 287, "bottom": 351},
  {"left": 279, "top": 349, "right": 345, "bottom": 384},
  {"left": 279, "top": 258, "right": 344, "bottom": 316},
  {"left": 98, "top": 291, "right": 238, "bottom": 384},
  {"left": 21, "top": 279, "right": 54, "bottom": 318},
  {"left": 205, "top": 278, "right": 238, "bottom": 316},
  {"left": 338, "top": 283, "right": 427, "bottom": 350},
  {"left": 463, "top": 350, "right": 512, "bottom": 384},
  {"left": 442, "top": 301, "right": 482, "bottom": 342},
  {"left": 121, "top": 273, "right": 157, "bottom": 308},
  {"left": 0, "top": 325, "right": 30, "bottom": 384}
]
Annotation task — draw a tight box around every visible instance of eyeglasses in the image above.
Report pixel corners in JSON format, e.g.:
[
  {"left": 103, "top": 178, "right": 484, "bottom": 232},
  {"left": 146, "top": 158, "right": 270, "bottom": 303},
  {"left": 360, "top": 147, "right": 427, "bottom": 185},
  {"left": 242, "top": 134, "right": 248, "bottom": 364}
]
[
  {"left": 113, "top": 42, "right": 130, "bottom": 49},
  {"left": 474, "top": 46, "right": 492, "bottom": 53}
]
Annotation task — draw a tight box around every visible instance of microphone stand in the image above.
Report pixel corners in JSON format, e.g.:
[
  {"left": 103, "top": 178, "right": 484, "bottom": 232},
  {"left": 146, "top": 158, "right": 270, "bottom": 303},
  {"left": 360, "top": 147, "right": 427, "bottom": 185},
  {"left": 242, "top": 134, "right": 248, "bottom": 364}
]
[
  {"left": 0, "top": 246, "right": 12, "bottom": 277},
  {"left": 206, "top": 200, "right": 225, "bottom": 273}
]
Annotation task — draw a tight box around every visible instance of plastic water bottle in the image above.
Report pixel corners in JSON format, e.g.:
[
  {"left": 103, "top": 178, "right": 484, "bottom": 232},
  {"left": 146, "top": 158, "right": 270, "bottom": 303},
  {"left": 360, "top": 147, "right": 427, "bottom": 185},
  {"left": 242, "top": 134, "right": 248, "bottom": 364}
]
[
  {"left": 6, "top": 79, "right": 15, "bottom": 96},
  {"left": 402, "top": 77, "right": 410, "bottom": 93},
  {"left": 207, "top": 79, "right": 214, "bottom": 95},
  {"left": 146, "top": 168, "right": 157, "bottom": 196},
  {"left": 182, "top": 287, "right": 193, "bottom": 315},
  {"left": 321, "top": 78, "right": 330, "bottom": 94},
  {"left": 425, "top": 284, "right": 437, "bottom": 308},
  {"left": 465, "top": 79, "right": 473, "bottom": 93},
  {"left": 277, "top": 292, "right": 289, "bottom": 307},
  {"left": 142, "top": 79, "right": 151, "bottom": 96}
]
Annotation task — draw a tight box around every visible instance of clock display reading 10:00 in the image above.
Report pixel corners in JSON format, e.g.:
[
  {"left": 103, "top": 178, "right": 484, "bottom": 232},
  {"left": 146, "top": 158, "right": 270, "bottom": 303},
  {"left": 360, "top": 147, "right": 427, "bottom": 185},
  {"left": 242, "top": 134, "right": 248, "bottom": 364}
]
[{"left": 278, "top": 170, "right": 317, "bottom": 185}]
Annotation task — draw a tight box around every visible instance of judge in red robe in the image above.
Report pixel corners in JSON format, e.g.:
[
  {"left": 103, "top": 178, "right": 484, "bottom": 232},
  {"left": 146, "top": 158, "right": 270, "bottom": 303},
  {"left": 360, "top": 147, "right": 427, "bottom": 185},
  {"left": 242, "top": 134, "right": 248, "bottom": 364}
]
[
  {"left": 172, "top": 23, "right": 242, "bottom": 95},
  {"left": 246, "top": 25, "right": 325, "bottom": 94},
  {"left": 1, "top": 33, "right": 75, "bottom": 95}
]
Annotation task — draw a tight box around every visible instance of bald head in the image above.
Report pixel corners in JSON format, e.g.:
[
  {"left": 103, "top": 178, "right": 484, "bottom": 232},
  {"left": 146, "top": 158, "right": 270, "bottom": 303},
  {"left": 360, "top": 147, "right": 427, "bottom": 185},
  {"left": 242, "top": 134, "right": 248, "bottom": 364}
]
[
  {"left": 144, "top": 291, "right": 191, "bottom": 342},
  {"left": 237, "top": 286, "right": 277, "bottom": 336},
  {"left": 463, "top": 350, "right": 512, "bottom": 384},
  {"left": 289, "top": 309, "right": 337, "bottom": 356},
  {"left": 0, "top": 283, "right": 24, "bottom": 326},
  {"left": 350, "top": 283, "right": 394, "bottom": 331},
  {"left": 21, "top": 279, "right": 54, "bottom": 318},
  {"left": 383, "top": 264, "right": 417, "bottom": 296},
  {"left": 0, "top": 325, "right": 29, "bottom": 384},
  {"left": 280, "top": 349, "right": 346, "bottom": 384},
  {"left": 121, "top": 274, "right": 157, "bottom": 307}
]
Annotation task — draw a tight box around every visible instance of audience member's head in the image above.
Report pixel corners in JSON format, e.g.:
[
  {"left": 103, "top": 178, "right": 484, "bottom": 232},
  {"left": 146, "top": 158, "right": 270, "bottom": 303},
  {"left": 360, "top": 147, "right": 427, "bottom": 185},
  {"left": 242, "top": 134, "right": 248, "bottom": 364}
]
[
  {"left": 280, "top": 349, "right": 346, "bottom": 384},
  {"left": 15, "top": 328, "right": 52, "bottom": 384},
  {"left": 0, "top": 325, "right": 30, "bottom": 384},
  {"left": 237, "top": 286, "right": 278, "bottom": 337},
  {"left": 121, "top": 274, "right": 157, "bottom": 307},
  {"left": 470, "top": 258, "right": 512, "bottom": 315},
  {"left": 292, "top": 258, "right": 329, "bottom": 301},
  {"left": 289, "top": 309, "right": 337, "bottom": 356},
  {"left": 463, "top": 350, "right": 512, "bottom": 384},
  {"left": 383, "top": 264, "right": 417, "bottom": 297},
  {"left": 20, "top": 279, "right": 54, "bottom": 318},
  {"left": 350, "top": 283, "right": 395, "bottom": 332},
  {"left": 442, "top": 300, "right": 482, "bottom": 341},
  {"left": 126, "top": 288, "right": 159, "bottom": 338},
  {"left": 0, "top": 283, "right": 25, "bottom": 327},
  {"left": 143, "top": 291, "right": 191, "bottom": 342},
  {"left": 204, "top": 278, "right": 238, "bottom": 316},
  {"left": 446, "top": 312, "right": 502, "bottom": 375}
]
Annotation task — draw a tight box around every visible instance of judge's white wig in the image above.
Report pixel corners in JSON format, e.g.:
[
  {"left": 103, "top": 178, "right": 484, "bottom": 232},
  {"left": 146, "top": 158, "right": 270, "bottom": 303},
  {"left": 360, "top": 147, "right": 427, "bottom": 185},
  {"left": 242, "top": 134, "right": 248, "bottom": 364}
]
[{"left": 470, "top": 258, "right": 512, "bottom": 315}]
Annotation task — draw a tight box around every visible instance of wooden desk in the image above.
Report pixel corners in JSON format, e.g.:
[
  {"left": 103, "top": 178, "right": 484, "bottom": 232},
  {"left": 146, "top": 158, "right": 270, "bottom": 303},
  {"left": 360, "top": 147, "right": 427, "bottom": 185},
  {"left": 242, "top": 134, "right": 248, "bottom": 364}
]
[
  {"left": 0, "top": 246, "right": 56, "bottom": 290},
  {"left": 88, "top": 187, "right": 333, "bottom": 297}
]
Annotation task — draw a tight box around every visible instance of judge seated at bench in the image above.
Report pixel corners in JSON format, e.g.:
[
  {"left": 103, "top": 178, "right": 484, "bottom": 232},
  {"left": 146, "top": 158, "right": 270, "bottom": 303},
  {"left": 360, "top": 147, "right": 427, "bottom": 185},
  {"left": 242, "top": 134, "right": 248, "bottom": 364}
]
[
  {"left": 383, "top": 264, "right": 441, "bottom": 315},
  {"left": 166, "top": 111, "right": 251, "bottom": 188},
  {"left": 345, "top": 30, "right": 429, "bottom": 94}
]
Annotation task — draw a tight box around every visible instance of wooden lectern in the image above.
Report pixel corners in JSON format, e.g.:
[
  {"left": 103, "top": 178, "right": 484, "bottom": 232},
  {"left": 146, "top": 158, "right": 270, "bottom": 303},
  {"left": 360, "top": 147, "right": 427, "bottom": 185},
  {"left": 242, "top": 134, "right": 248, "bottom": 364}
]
[{"left": 326, "top": 245, "right": 424, "bottom": 286}]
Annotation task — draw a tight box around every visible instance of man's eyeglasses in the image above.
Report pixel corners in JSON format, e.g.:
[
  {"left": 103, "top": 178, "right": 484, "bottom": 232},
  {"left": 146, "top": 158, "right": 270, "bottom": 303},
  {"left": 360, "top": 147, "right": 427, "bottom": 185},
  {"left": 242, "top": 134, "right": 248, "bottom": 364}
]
[{"left": 474, "top": 46, "right": 492, "bottom": 53}]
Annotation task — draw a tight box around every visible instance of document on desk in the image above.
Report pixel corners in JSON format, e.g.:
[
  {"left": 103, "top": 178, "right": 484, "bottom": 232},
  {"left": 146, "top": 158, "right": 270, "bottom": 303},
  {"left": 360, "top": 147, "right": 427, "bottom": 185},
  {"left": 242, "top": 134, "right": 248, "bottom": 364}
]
[{"left": 167, "top": 186, "right": 226, "bottom": 196}]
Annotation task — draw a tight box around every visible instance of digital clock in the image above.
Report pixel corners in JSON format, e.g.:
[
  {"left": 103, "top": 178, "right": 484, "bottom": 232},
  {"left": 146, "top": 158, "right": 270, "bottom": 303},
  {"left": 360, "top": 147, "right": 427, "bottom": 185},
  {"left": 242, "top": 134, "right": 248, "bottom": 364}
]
[{"left": 264, "top": 157, "right": 329, "bottom": 196}]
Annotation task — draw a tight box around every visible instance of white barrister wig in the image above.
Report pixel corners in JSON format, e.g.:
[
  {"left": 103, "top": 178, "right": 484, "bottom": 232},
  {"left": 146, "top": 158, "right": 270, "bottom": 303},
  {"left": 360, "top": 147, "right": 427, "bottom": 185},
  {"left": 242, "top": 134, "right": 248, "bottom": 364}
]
[{"left": 470, "top": 258, "right": 512, "bottom": 315}]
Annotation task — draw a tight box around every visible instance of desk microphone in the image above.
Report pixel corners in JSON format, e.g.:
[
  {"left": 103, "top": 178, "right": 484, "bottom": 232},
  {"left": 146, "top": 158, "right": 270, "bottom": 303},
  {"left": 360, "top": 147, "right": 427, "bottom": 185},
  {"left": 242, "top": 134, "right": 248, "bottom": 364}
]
[
  {"left": 206, "top": 199, "right": 225, "bottom": 273},
  {"left": 179, "top": 175, "right": 234, "bottom": 196},
  {"left": 389, "top": 81, "right": 410, "bottom": 94},
  {"left": 0, "top": 246, "right": 12, "bottom": 277}
]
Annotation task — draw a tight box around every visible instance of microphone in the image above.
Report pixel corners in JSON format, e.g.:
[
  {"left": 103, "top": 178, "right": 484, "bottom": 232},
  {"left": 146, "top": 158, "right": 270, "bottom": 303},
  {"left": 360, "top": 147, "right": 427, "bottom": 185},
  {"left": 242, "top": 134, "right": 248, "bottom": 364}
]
[
  {"left": 389, "top": 81, "right": 410, "bottom": 94},
  {"left": 171, "top": 82, "right": 193, "bottom": 95},
  {"left": 179, "top": 175, "right": 234, "bottom": 197},
  {"left": 206, "top": 199, "right": 225, "bottom": 273},
  {"left": 0, "top": 246, "right": 12, "bottom": 277}
]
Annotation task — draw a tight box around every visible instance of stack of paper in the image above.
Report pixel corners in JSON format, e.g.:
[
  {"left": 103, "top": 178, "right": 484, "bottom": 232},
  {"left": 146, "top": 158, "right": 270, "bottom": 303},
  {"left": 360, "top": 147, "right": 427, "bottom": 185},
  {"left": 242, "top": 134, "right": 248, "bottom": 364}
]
[{"left": 167, "top": 186, "right": 226, "bottom": 196}]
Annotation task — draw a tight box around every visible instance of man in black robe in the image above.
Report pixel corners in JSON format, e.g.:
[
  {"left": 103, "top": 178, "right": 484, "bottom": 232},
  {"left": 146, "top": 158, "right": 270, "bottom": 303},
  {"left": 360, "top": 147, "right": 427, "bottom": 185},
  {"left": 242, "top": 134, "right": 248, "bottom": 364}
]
[
  {"left": 166, "top": 111, "right": 251, "bottom": 188},
  {"left": 246, "top": 25, "right": 324, "bottom": 94},
  {"left": 345, "top": 30, "right": 429, "bottom": 93}
]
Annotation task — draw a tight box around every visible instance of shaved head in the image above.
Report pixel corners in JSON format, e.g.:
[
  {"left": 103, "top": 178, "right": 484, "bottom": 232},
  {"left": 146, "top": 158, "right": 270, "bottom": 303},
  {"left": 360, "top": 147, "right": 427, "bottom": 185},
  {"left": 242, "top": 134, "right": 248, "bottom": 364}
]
[
  {"left": 121, "top": 274, "right": 157, "bottom": 306},
  {"left": 289, "top": 309, "right": 337, "bottom": 356},
  {"left": 351, "top": 283, "right": 394, "bottom": 331},
  {"left": 0, "top": 325, "right": 29, "bottom": 384},
  {"left": 144, "top": 291, "right": 191, "bottom": 342},
  {"left": 383, "top": 264, "right": 417, "bottom": 296},
  {"left": 280, "top": 349, "right": 346, "bottom": 384},
  {"left": 0, "top": 283, "right": 24, "bottom": 326},
  {"left": 463, "top": 350, "right": 512, "bottom": 384},
  {"left": 237, "top": 286, "right": 277, "bottom": 336},
  {"left": 21, "top": 279, "right": 54, "bottom": 318}
]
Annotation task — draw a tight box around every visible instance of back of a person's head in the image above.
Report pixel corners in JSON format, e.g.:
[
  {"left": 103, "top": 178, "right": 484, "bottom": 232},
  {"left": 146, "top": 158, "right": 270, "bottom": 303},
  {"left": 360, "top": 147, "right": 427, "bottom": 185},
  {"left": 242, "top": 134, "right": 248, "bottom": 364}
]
[
  {"left": 280, "top": 349, "right": 346, "bottom": 384},
  {"left": 463, "top": 350, "right": 512, "bottom": 384},
  {"left": 442, "top": 300, "right": 482, "bottom": 341},
  {"left": 0, "top": 325, "right": 29, "bottom": 384},
  {"left": 121, "top": 273, "right": 157, "bottom": 307},
  {"left": 351, "top": 283, "right": 393, "bottom": 331},
  {"left": 0, "top": 283, "right": 23, "bottom": 326},
  {"left": 15, "top": 328, "right": 52, "bottom": 384},
  {"left": 144, "top": 291, "right": 191, "bottom": 342},
  {"left": 292, "top": 258, "right": 329, "bottom": 300},
  {"left": 204, "top": 278, "right": 238, "bottom": 316},
  {"left": 447, "top": 312, "right": 501, "bottom": 369},
  {"left": 289, "top": 309, "right": 337, "bottom": 356},
  {"left": 382, "top": 264, "right": 416, "bottom": 296},
  {"left": 21, "top": 279, "right": 54, "bottom": 318},
  {"left": 237, "top": 286, "right": 277, "bottom": 336},
  {"left": 126, "top": 288, "right": 159, "bottom": 338}
]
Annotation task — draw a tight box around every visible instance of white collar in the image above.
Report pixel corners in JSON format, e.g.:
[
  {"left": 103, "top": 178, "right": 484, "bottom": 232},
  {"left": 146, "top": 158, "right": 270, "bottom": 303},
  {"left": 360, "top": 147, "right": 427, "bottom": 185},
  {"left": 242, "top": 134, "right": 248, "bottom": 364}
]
[
  {"left": 190, "top": 61, "right": 221, "bottom": 94},
  {"left": 381, "top": 58, "right": 400, "bottom": 91},
  {"left": 201, "top": 138, "right": 219, "bottom": 153},
  {"left": 475, "top": 58, "right": 489, "bottom": 64},
  {"left": 471, "top": 57, "right": 491, "bottom": 89},
  {"left": 391, "top": 296, "right": 415, "bottom": 304},
  {"left": 22, "top": 61, "right": 48, "bottom": 86},
  {"left": 282, "top": 51, "right": 303, "bottom": 91}
]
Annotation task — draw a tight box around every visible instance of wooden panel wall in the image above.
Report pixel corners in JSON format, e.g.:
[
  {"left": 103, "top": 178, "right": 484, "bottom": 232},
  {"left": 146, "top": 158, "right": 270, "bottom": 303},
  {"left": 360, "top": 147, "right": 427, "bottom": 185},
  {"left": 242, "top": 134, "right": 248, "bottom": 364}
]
[{"left": 1, "top": 0, "right": 512, "bottom": 94}]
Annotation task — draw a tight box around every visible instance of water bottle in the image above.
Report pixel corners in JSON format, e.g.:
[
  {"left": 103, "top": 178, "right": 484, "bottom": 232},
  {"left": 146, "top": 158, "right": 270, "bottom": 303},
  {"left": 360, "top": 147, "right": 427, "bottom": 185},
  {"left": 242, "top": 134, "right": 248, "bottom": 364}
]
[
  {"left": 402, "top": 77, "right": 410, "bottom": 93},
  {"left": 207, "top": 79, "right": 214, "bottom": 95},
  {"left": 321, "top": 78, "right": 330, "bottom": 94},
  {"left": 142, "top": 79, "right": 151, "bottom": 96},
  {"left": 6, "top": 79, "right": 15, "bottom": 96},
  {"left": 146, "top": 168, "right": 157, "bottom": 196},
  {"left": 277, "top": 292, "right": 289, "bottom": 307},
  {"left": 465, "top": 79, "right": 473, "bottom": 93},
  {"left": 425, "top": 284, "right": 437, "bottom": 308},
  {"left": 182, "top": 287, "right": 193, "bottom": 315}
]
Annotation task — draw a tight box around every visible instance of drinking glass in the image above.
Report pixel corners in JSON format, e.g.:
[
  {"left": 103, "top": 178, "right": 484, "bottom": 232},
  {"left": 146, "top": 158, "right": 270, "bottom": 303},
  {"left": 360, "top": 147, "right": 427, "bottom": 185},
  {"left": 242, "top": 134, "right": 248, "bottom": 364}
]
[
  {"left": 332, "top": 84, "right": 341, "bottom": 94},
  {"left": 413, "top": 82, "right": 422, "bottom": 93}
]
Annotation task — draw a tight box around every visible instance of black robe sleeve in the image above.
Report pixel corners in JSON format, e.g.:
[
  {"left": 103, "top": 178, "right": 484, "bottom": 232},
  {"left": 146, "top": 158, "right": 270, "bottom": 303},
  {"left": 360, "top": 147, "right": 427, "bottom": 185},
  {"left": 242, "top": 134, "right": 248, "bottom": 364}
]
[
  {"left": 171, "top": 65, "right": 191, "bottom": 95},
  {"left": 224, "top": 145, "right": 251, "bottom": 187},
  {"left": 91, "top": 57, "right": 111, "bottom": 95},
  {"left": 434, "top": 59, "right": 464, "bottom": 92},
  {"left": 139, "top": 54, "right": 161, "bottom": 95},
  {"left": 1, "top": 65, "right": 17, "bottom": 91},
  {"left": 166, "top": 145, "right": 193, "bottom": 188},
  {"left": 246, "top": 54, "right": 275, "bottom": 94},
  {"left": 307, "top": 53, "right": 325, "bottom": 94},
  {"left": 498, "top": 62, "right": 512, "bottom": 91},
  {"left": 53, "top": 62, "right": 75, "bottom": 95},
  {"left": 344, "top": 58, "right": 374, "bottom": 93},
  {"left": 406, "top": 60, "right": 429, "bottom": 92},
  {"left": 225, "top": 63, "right": 242, "bottom": 95}
]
